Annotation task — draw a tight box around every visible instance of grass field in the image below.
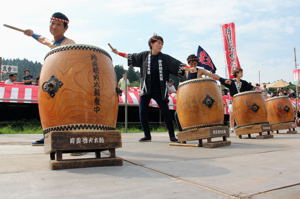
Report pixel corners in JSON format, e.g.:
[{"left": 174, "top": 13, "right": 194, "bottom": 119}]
[{"left": 0, "top": 120, "right": 169, "bottom": 134}]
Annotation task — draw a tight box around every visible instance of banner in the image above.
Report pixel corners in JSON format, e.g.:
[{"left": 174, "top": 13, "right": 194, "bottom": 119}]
[
  {"left": 196, "top": 45, "right": 217, "bottom": 73},
  {"left": 293, "top": 69, "right": 300, "bottom": 85},
  {"left": 222, "top": 23, "right": 241, "bottom": 78},
  {"left": 0, "top": 65, "right": 18, "bottom": 74}
]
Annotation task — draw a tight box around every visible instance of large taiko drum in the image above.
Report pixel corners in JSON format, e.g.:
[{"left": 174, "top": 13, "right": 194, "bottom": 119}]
[
  {"left": 233, "top": 91, "right": 268, "bottom": 127},
  {"left": 176, "top": 79, "right": 224, "bottom": 130},
  {"left": 39, "top": 44, "right": 118, "bottom": 134},
  {"left": 266, "top": 96, "right": 294, "bottom": 125}
]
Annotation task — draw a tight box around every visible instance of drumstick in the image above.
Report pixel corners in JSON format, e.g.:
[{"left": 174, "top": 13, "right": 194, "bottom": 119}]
[
  {"left": 3, "top": 24, "right": 25, "bottom": 33},
  {"left": 108, "top": 43, "right": 115, "bottom": 51}
]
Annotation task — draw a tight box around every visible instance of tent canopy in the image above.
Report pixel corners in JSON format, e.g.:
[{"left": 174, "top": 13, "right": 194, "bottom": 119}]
[{"left": 266, "top": 79, "right": 290, "bottom": 88}]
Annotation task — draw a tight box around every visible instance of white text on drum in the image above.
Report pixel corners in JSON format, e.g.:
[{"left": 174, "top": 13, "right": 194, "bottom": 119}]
[
  {"left": 212, "top": 130, "right": 227, "bottom": 135},
  {"left": 69, "top": 137, "right": 105, "bottom": 144}
]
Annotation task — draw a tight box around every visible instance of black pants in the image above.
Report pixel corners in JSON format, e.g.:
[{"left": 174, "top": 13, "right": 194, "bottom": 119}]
[
  {"left": 139, "top": 94, "right": 175, "bottom": 139},
  {"left": 174, "top": 111, "right": 182, "bottom": 131}
]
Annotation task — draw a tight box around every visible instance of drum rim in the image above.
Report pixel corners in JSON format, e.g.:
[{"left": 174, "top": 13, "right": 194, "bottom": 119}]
[
  {"left": 233, "top": 90, "right": 262, "bottom": 98},
  {"left": 178, "top": 78, "right": 216, "bottom": 88},
  {"left": 269, "top": 120, "right": 295, "bottom": 125},
  {"left": 265, "top": 96, "right": 289, "bottom": 102},
  {"left": 43, "top": 123, "right": 116, "bottom": 134},
  {"left": 235, "top": 122, "right": 269, "bottom": 129},
  {"left": 182, "top": 123, "right": 225, "bottom": 131},
  {"left": 44, "top": 44, "right": 112, "bottom": 60}
]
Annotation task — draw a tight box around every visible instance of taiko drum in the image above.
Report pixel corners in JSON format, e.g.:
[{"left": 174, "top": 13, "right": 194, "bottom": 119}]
[
  {"left": 266, "top": 96, "right": 294, "bottom": 125},
  {"left": 233, "top": 91, "right": 268, "bottom": 127},
  {"left": 39, "top": 44, "right": 118, "bottom": 134},
  {"left": 176, "top": 79, "right": 224, "bottom": 130}
]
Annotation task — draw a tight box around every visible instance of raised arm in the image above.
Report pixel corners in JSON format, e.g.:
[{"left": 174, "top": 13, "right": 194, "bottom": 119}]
[
  {"left": 24, "top": 29, "right": 56, "bottom": 49},
  {"left": 165, "top": 54, "right": 195, "bottom": 77},
  {"left": 218, "top": 77, "right": 233, "bottom": 89},
  {"left": 110, "top": 47, "right": 129, "bottom": 58},
  {"left": 197, "top": 68, "right": 220, "bottom": 80}
]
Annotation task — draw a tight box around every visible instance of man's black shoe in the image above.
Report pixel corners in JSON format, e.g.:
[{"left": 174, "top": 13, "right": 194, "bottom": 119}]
[
  {"left": 170, "top": 137, "right": 178, "bottom": 142},
  {"left": 139, "top": 137, "right": 152, "bottom": 142},
  {"left": 32, "top": 138, "right": 44, "bottom": 146}
]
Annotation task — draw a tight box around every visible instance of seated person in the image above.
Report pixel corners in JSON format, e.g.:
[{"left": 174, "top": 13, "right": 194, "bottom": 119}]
[{"left": 4, "top": 73, "right": 17, "bottom": 84}]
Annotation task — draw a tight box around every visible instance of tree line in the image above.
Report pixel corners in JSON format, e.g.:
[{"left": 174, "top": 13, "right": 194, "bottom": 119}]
[
  {"left": 1, "top": 58, "right": 42, "bottom": 82},
  {"left": 1, "top": 58, "right": 143, "bottom": 85}
]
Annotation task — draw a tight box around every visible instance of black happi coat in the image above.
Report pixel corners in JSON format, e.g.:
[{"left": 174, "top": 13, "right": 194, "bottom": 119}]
[
  {"left": 219, "top": 77, "right": 254, "bottom": 97},
  {"left": 128, "top": 51, "right": 185, "bottom": 100}
]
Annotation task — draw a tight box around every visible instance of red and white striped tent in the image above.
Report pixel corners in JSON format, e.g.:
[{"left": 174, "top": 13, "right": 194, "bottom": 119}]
[{"left": 0, "top": 83, "right": 177, "bottom": 109}]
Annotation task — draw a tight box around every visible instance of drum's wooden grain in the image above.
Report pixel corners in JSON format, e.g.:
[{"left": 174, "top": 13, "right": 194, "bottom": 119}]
[
  {"left": 266, "top": 96, "right": 294, "bottom": 125},
  {"left": 39, "top": 45, "right": 118, "bottom": 132},
  {"left": 177, "top": 79, "right": 224, "bottom": 130}
]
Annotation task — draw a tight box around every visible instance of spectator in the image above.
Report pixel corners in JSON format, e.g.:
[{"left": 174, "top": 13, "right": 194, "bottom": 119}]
[
  {"left": 288, "top": 88, "right": 296, "bottom": 98},
  {"left": 118, "top": 73, "right": 130, "bottom": 91},
  {"left": 35, "top": 76, "right": 40, "bottom": 86},
  {"left": 278, "top": 90, "right": 284, "bottom": 96},
  {"left": 23, "top": 70, "right": 33, "bottom": 85},
  {"left": 4, "top": 73, "right": 17, "bottom": 84},
  {"left": 255, "top": 83, "right": 262, "bottom": 91},
  {"left": 261, "top": 84, "right": 268, "bottom": 99},
  {"left": 167, "top": 80, "right": 176, "bottom": 94}
]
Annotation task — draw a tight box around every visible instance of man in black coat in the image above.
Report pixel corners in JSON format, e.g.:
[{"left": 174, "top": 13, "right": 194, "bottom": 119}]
[{"left": 111, "top": 34, "right": 190, "bottom": 142}]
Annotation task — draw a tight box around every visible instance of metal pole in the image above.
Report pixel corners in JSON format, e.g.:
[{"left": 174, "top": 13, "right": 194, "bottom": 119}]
[
  {"left": 258, "top": 70, "right": 261, "bottom": 85},
  {"left": 0, "top": 57, "right": 2, "bottom": 82},
  {"left": 124, "top": 74, "right": 128, "bottom": 133},
  {"left": 295, "top": 48, "right": 298, "bottom": 122}
]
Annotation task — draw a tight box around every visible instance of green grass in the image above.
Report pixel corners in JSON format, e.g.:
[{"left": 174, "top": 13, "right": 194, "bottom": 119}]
[
  {"left": 0, "top": 120, "right": 43, "bottom": 134},
  {"left": 0, "top": 125, "right": 43, "bottom": 134},
  {"left": 0, "top": 120, "right": 169, "bottom": 134}
]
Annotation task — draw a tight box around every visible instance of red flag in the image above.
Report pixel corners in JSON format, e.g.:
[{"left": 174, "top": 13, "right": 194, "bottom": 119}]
[{"left": 222, "top": 23, "right": 241, "bottom": 78}]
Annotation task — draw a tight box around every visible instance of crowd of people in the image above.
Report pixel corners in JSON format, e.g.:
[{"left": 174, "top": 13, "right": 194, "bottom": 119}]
[
  {"left": 253, "top": 83, "right": 296, "bottom": 99},
  {"left": 3, "top": 69, "right": 39, "bottom": 85}
]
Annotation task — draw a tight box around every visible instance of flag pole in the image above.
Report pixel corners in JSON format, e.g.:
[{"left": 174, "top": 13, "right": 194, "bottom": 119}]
[
  {"left": 294, "top": 48, "right": 298, "bottom": 123},
  {"left": 0, "top": 57, "right": 2, "bottom": 82},
  {"left": 125, "top": 73, "right": 128, "bottom": 133}
]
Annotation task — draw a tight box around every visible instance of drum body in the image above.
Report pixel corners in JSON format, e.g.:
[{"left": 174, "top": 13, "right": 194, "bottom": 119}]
[
  {"left": 266, "top": 96, "right": 294, "bottom": 125},
  {"left": 176, "top": 79, "right": 224, "bottom": 130},
  {"left": 39, "top": 44, "right": 118, "bottom": 134},
  {"left": 233, "top": 91, "right": 268, "bottom": 127}
]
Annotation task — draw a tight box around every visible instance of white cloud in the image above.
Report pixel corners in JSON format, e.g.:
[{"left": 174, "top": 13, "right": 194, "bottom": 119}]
[
  {"left": 239, "top": 16, "right": 300, "bottom": 36},
  {"left": 156, "top": 0, "right": 242, "bottom": 33}
]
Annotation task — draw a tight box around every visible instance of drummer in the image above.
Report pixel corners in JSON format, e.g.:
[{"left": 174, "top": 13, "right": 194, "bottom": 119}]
[
  {"left": 111, "top": 34, "right": 194, "bottom": 142},
  {"left": 217, "top": 68, "right": 254, "bottom": 96},
  {"left": 215, "top": 68, "right": 254, "bottom": 132},
  {"left": 24, "top": 12, "right": 75, "bottom": 49},
  {"left": 24, "top": 12, "right": 75, "bottom": 146},
  {"left": 185, "top": 54, "right": 219, "bottom": 80},
  {"left": 175, "top": 54, "right": 219, "bottom": 131}
]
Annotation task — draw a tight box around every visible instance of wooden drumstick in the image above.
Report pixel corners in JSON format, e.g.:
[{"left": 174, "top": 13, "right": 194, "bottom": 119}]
[
  {"left": 108, "top": 43, "right": 115, "bottom": 51},
  {"left": 3, "top": 24, "right": 25, "bottom": 33}
]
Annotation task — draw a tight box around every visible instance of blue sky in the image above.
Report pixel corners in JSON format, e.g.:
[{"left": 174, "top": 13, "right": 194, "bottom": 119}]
[{"left": 0, "top": 0, "right": 299, "bottom": 83}]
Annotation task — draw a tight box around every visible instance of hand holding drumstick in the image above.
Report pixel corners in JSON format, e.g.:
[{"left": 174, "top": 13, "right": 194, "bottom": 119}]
[
  {"left": 108, "top": 43, "right": 128, "bottom": 58},
  {"left": 108, "top": 43, "right": 118, "bottom": 54},
  {"left": 24, "top": 29, "right": 34, "bottom": 36},
  {"left": 3, "top": 24, "right": 35, "bottom": 37}
]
